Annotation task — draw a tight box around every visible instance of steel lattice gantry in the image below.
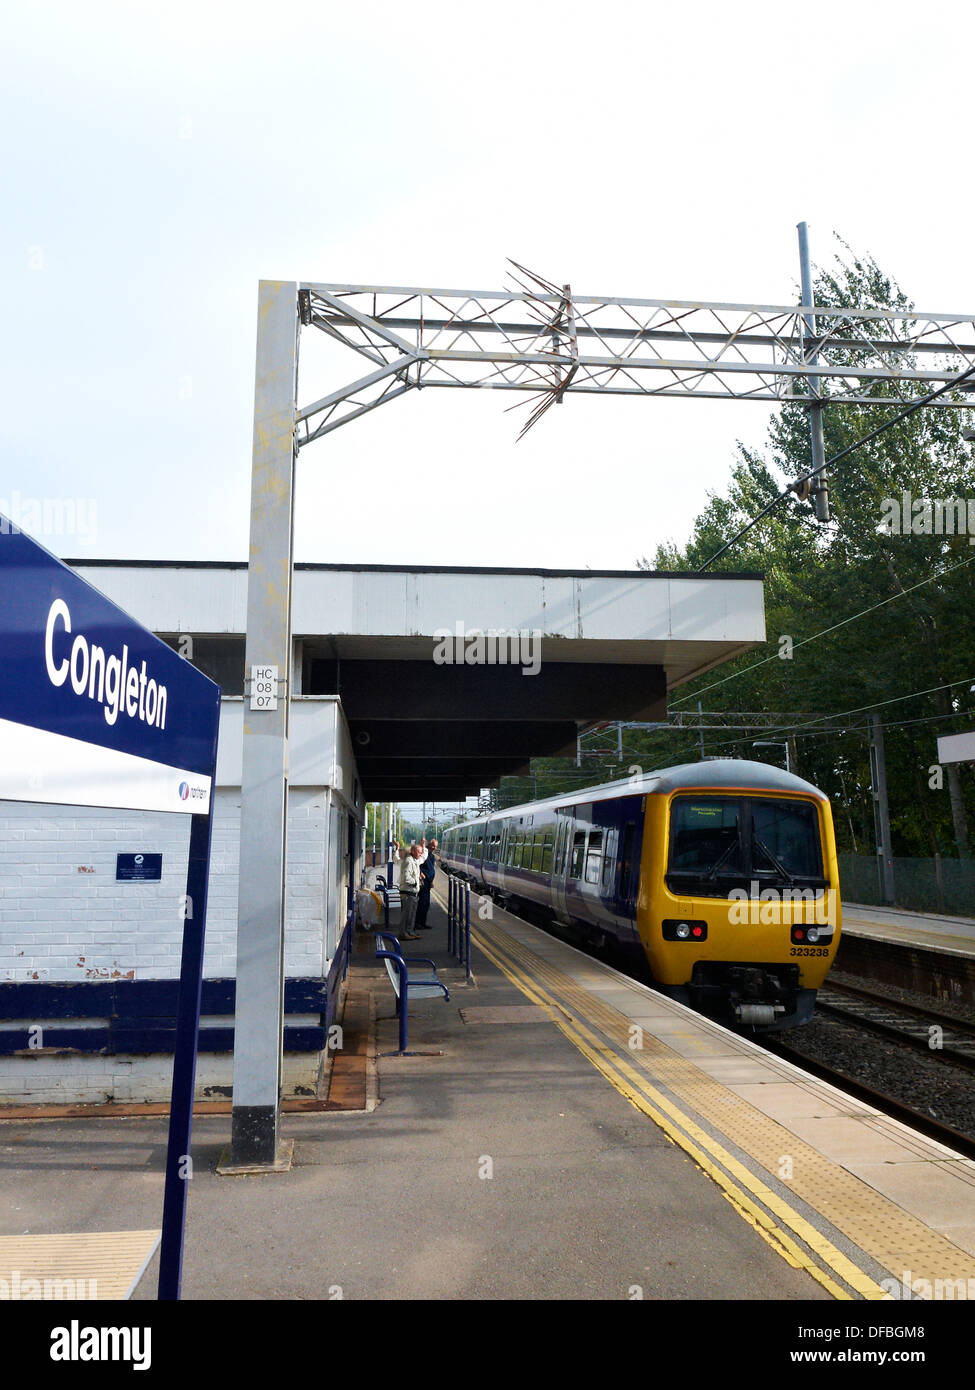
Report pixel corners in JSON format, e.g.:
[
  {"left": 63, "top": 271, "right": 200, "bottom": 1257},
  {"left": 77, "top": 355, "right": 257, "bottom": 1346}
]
[
  {"left": 231, "top": 269, "right": 975, "bottom": 1169},
  {"left": 295, "top": 279, "right": 975, "bottom": 448}
]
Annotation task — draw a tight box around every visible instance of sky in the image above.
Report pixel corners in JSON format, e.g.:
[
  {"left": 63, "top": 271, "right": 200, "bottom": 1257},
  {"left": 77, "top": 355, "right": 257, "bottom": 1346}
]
[{"left": 4, "top": 0, "right": 975, "bottom": 583}]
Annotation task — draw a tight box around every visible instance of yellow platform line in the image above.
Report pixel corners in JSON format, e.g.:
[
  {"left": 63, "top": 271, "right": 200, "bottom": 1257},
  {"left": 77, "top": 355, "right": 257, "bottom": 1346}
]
[{"left": 472, "top": 924, "right": 888, "bottom": 1301}]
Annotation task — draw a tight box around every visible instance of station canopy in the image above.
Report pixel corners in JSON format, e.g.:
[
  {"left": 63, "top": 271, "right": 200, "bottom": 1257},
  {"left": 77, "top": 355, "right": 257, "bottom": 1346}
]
[{"left": 66, "top": 560, "right": 765, "bottom": 802}]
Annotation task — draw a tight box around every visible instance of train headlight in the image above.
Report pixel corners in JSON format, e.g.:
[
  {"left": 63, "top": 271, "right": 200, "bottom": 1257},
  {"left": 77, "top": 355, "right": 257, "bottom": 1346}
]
[
  {"left": 663, "top": 919, "right": 708, "bottom": 941},
  {"left": 791, "top": 923, "right": 832, "bottom": 944}
]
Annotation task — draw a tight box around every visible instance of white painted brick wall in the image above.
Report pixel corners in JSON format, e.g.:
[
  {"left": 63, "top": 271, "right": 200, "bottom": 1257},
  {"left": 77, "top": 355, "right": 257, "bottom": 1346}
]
[
  {"left": 0, "top": 788, "right": 330, "bottom": 982},
  {"left": 0, "top": 1050, "right": 322, "bottom": 1105}
]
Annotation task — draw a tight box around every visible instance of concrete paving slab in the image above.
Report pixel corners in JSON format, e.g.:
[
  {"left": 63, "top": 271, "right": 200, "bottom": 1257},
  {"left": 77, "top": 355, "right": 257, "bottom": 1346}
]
[
  {"left": 728, "top": 1082, "right": 857, "bottom": 1121},
  {"left": 787, "top": 1116, "right": 938, "bottom": 1163}
]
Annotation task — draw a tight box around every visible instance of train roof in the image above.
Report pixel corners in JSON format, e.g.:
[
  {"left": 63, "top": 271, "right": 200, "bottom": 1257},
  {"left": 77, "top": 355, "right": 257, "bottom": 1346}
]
[{"left": 443, "top": 759, "right": 827, "bottom": 830}]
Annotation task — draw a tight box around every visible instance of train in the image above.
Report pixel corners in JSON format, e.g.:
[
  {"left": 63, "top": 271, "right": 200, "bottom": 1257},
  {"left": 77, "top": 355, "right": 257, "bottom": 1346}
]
[{"left": 439, "top": 759, "right": 840, "bottom": 1030}]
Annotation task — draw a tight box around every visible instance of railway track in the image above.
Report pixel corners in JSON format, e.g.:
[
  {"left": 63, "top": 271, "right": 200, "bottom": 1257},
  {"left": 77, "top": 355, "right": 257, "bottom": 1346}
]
[{"left": 814, "top": 981, "right": 975, "bottom": 1072}]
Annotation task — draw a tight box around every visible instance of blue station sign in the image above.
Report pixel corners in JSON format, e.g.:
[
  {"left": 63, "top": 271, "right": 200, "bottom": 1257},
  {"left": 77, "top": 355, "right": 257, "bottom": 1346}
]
[{"left": 0, "top": 521, "right": 221, "bottom": 813}]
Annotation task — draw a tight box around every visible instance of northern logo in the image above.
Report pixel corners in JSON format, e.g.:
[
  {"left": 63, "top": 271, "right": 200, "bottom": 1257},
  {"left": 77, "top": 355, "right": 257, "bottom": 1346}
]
[{"left": 178, "top": 782, "right": 189, "bottom": 801}]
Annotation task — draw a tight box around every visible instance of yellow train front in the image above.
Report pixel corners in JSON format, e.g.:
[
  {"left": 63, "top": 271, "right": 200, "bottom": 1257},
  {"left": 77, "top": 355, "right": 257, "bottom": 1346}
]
[{"left": 440, "top": 758, "right": 841, "bottom": 1031}]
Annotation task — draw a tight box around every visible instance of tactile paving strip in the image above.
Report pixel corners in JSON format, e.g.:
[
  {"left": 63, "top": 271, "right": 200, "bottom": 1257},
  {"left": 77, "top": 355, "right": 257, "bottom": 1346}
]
[
  {"left": 475, "top": 917, "right": 975, "bottom": 1293},
  {"left": 0, "top": 1229, "right": 160, "bottom": 1300}
]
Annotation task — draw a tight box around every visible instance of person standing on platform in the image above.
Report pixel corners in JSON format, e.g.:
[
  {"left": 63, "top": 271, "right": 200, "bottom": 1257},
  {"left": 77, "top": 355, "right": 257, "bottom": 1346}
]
[
  {"left": 399, "top": 843, "right": 422, "bottom": 940},
  {"left": 416, "top": 839, "right": 437, "bottom": 930}
]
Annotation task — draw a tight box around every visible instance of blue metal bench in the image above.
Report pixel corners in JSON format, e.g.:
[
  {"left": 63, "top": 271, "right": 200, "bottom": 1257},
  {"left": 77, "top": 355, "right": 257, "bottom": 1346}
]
[{"left": 375, "top": 931, "right": 449, "bottom": 1054}]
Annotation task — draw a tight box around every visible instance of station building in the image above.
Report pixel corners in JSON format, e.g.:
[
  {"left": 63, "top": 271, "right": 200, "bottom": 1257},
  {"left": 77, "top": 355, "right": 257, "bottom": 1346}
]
[{"left": 0, "top": 561, "right": 764, "bottom": 1104}]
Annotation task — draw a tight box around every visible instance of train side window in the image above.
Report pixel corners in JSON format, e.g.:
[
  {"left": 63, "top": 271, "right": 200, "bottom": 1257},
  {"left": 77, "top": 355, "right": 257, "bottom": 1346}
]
[
  {"left": 585, "top": 830, "right": 603, "bottom": 885},
  {"left": 570, "top": 830, "right": 586, "bottom": 879},
  {"left": 541, "top": 827, "right": 554, "bottom": 874},
  {"left": 531, "top": 835, "right": 543, "bottom": 871}
]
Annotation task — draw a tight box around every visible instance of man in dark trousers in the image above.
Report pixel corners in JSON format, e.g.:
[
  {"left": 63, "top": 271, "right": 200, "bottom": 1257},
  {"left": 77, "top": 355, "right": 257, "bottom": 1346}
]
[{"left": 416, "top": 838, "right": 437, "bottom": 930}]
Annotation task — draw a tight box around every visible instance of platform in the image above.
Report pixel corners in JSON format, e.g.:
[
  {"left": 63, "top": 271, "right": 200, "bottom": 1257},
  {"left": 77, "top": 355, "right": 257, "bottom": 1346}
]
[
  {"left": 2, "top": 891, "right": 974, "bottom": 1301},
  {"left": 843, "top": 902, "right": 975, "bottom": 959}
]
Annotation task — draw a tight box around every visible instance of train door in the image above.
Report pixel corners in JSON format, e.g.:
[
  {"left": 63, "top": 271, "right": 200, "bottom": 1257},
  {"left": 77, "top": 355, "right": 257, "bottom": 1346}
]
[
  {"left": 552, "top": 812, "right": 571, "bottom": 920},
  {"left": 580, "top": 825, "right": 604, "bottom": 918},
  {"left": 485, "top": 819, "right": 500, "bottom": 890},
  {"left": 613, "top": 801, "right": 644, "bottom": 928},
  {"left": 497, "top": 821, "right": 509, "bottom": 894}
]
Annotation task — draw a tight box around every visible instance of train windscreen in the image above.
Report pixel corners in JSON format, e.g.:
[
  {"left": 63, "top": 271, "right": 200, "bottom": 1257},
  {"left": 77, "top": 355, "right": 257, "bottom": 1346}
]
[{"left": 667, "top": 795, "right": 825, "bottom": 895}]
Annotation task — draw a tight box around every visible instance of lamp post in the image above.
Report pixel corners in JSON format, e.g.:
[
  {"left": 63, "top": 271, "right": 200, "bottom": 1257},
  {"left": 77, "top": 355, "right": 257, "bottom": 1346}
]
[{"left": 753, "top": 740, "right": 791, "bottom": 774}]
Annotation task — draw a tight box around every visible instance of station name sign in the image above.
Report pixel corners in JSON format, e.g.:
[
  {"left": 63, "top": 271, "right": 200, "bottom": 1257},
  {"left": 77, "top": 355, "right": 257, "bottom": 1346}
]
[
  {"left": 0, "top": 524, "right": 220, "bottom": 814},
  {"left": 45, "top": 598, "right": 170, "bottom": 730}
]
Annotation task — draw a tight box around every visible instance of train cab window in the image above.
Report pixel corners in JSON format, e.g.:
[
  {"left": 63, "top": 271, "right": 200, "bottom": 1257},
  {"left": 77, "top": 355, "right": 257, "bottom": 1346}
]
[
  {"left": 750, "top": 798, "right": 823, "bottom": 879},
  {"left": 669, "top": 798, "right": 742, "bottom": 875},
  {"left": 585, "top": 830, "right": 603, "bottom": 885},
  {"left": 569, "top": 830, "right": 586, "bottom": 879},
  {"left": 667, "top": 795, "right": 825, "bottom": 894}
]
